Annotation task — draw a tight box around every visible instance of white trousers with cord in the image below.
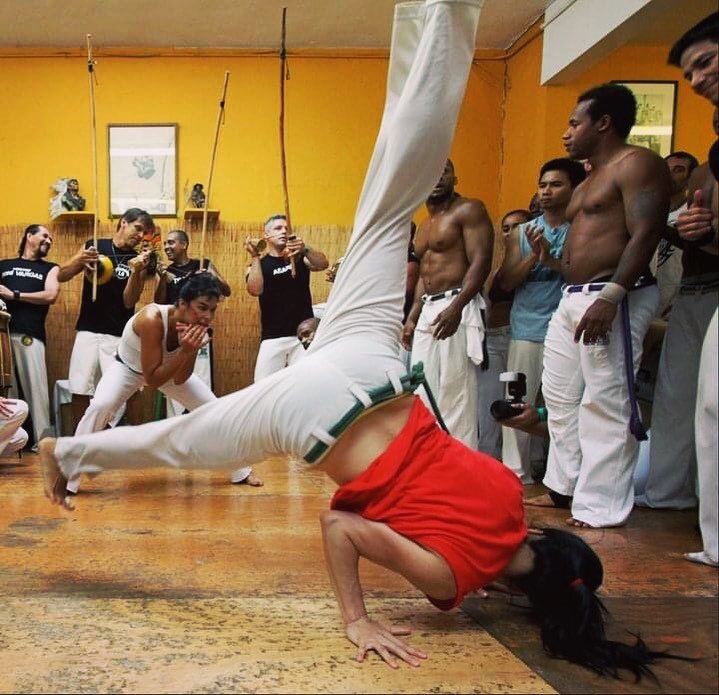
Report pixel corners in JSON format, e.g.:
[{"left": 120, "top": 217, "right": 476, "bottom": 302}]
[
  {"left": 65, "top": 358, "right": 253, "bottom": 492},
  {"left": 9, "top": 334, "right": 54, "bottom": 444},
  {"left": 411, "top": 292, "right": 485, "bottom": 449},
  {"left": 52, "top": 0, "right": 483, "bottom": 483},
  {"left": 542, "top": 283, "right": 659, "bottom": 527},
  {"left": 689, "top": 309, "right": 718, "bottom": 566}
]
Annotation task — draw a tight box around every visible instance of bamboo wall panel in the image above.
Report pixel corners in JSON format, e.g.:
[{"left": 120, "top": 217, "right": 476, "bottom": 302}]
[{"left": 0, "top": 220, "right": 351, "bottom": 426}]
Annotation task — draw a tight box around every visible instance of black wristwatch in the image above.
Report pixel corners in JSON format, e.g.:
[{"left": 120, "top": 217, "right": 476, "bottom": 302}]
[{"left": 13, "top": 290, "right": 20, "bottom": 301}]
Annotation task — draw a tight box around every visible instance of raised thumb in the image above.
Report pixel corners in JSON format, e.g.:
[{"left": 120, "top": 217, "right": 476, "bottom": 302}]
[{"left": 692, "top": 188, "right": 705, "bottom": 208}]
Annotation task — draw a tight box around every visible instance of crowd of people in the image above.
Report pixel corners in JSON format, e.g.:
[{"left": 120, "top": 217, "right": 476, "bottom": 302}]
[{"left": 0, "top": 0, "right": 715, "bottom": 679}]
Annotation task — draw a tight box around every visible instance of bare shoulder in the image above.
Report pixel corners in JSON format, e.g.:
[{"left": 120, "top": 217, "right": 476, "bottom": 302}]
[
  {"left": 614, "top": 145, "right": 668, "bottom": 179},
  {"left": 134, "top": 304, "right": 162, "bottom": 333},
  {"left": 455, "top": 195, "right": 488, "bottom": 218},
  {"left": 454, "top": 197, "right": 491, "bottom": 233}
]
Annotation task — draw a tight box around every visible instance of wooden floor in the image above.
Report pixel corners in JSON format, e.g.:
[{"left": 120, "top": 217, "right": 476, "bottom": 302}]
[{"left": 0, "top": 453, "right": 716, "bottom": 693}]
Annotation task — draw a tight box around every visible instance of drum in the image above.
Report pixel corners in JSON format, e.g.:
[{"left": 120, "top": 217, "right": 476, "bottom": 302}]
[{"left": 0, "top": 310, "right": 13, "bottom": 396}]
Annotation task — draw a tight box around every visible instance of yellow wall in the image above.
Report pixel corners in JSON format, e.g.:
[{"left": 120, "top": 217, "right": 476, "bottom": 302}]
[
  {"left": 1, "top": 37, "right": 713, "bottom": 232},
  {"left": 499, "top": 34, "right": 717, "bottom": 215},
  {"left": 0, "top": 54, "right": 503, "bottom": 228}
]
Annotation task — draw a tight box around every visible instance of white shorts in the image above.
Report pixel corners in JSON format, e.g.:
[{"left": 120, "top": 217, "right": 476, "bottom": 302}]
[{"left": 68, "top": 331, "right": 122, "bottom": 396}]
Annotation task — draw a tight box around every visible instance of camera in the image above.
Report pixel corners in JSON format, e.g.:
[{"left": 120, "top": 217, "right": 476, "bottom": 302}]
[{"left": 490, "top": 371, "right": 527, "bottom": 421}]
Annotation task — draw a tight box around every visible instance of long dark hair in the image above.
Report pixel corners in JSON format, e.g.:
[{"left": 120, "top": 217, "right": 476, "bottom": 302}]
[
  {"left": 515, "top": 528, "right": 691, "bottom": 681},
  {"left": 18, "top": 224, "right": 43, "bottom": 257}
]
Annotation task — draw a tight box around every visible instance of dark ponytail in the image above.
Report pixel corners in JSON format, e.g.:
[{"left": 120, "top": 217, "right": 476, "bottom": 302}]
[{"left": 515, "top": 528, "right": 692, "bottom": 681}]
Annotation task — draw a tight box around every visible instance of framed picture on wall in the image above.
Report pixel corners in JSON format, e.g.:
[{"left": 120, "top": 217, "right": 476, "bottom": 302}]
[
  {"left": 108, "top": 123, "right": 178, "bottom": 217},
  {"left": 613, "top": 81, "right": 677, "bottom": 157}
]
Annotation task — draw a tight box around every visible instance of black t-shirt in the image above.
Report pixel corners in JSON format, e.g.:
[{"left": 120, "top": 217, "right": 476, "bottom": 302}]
[
  {"left": 0, "top": 257, "right": 57, "bottom": 343},
  {"left": 76, "top": 238, "right": 138, "bottom": 337},
  {"left": 164, "top": 258, "right": 210, "bottom": 305},
  {"left": 258, "top": 255, "right": 313, "bottom": 339}
]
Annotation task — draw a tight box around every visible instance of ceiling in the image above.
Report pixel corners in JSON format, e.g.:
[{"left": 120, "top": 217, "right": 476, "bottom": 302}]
[{"left": 2, "top": 0, "right": 550, "bottom": 51}]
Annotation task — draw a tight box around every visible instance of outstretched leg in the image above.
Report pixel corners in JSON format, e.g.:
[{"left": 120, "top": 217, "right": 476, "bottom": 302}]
[
  {"left": 42, "top": 0, "right": 483, "bottom": 504},
  {"left": 312, "top": 0, "right": 482, "bottom": 350}
]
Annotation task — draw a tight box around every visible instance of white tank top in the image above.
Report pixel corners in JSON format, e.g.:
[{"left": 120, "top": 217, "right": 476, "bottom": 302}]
[{"left": 117, "top": 303, "right": 178, "bottom": 374}]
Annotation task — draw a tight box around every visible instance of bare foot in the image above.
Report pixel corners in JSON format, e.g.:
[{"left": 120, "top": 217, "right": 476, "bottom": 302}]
[
  {"left": 684, "top": 551, "right": 719, "bottom": 567},
  {"left": 236, "top": 472, "right": 264, "bottom": 487},
  {"left": 39, "top": 438, "right": 74, "bottom": 511},
  {"left": 565, "top": 517, "right": 596, "bottom": 528},
  {"left": 525, "top": 492, "right": 571, "bottom": 509}
]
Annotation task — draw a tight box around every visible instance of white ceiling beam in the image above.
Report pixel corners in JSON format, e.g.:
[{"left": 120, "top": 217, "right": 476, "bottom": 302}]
[{"left": 540, "top": 0, "right": 679, "bottom": 85}]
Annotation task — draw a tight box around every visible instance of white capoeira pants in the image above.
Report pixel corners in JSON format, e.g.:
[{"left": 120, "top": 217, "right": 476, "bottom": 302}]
[
  {"left": 501, "top": 338, "right": 545, "bottom": 483},
  {"left": 53, "top": 0, "right": 483, "bottom": 481},
  {"left": 542, "top": 284, "right": 660, "bottom": 527},
  {"left": 692, "top": 309, "right": 718, "bottom": 565},
  {"left": 0, "top": 398, "right": 29, "bottom": 455},
  {"left": 65, "top": 359, "right": 253, "bottom": 491},
  {"left": 638, "top": 287, "right": 718, "bottom": 508},
  {"left": 9, "top": 334, "right": 53, "bottom": 442},
  {"left": 253, "top": 336, "right": 304, "bottom": 382},
  {"left": 68, "top": 331, "right": 125, "bottom": 426},
  {"left": 477, "top": 325, "right": 510, "bottom": 459},
  {"left": 412, "top": 293, "right": 485, "bottom": 448}
]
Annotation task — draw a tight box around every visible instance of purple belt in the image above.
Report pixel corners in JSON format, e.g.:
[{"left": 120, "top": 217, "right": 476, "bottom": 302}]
[{"left": 564, "top": 277, "right": 654, "bottom": 441}]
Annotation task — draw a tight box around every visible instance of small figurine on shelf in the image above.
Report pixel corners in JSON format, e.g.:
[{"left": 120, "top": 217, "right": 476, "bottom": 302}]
[
  {"left": 62, "top": 178, "right": 86, "bottom": 211},
  {"left": 49, "top": 177, "right": 86, "bottom": 219},
  {"left": 190, "top": 183, "right": 206, "bottom": 208}
]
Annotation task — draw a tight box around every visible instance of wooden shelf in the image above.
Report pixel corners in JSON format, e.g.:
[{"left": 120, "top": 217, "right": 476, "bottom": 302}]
[
  {"left": 52, "top": 211, "right": 96, "bottom": 223},
  {"left": 183, "top": 208, "right": 220, "bottom": 225}
]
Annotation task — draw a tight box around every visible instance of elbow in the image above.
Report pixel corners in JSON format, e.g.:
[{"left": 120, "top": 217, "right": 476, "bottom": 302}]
[
  {"left": 246, "top": 285, "right": 261, "bottom": 297},
  {"left": 48, "top": 292, "right": 60, "bottom": 305}
]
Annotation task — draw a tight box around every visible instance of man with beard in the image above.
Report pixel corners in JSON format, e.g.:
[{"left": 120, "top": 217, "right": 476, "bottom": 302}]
[
  {"left": 402, "top": 159, "right": 493, "bottom": 448},
  {"left": 527, "top": 83, "right": 670, "bottom": 528},
  {"left": 154, "top": 229, "right": 231, "bottom": 418},
  {"left": 0, "top": 225, "right": 60, "bottom": 447}
]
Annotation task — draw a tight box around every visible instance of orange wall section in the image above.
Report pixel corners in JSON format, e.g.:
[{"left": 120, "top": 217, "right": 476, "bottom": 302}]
[
  {"left": 0, "top": 54, "right": 503, "bottom": 228},
  {"left": 498, "top": 34, "right": 717, "bottom": 217}
]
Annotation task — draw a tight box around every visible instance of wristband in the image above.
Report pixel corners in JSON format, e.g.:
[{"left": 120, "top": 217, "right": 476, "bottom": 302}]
[
  {"left": 13, "top": 290, "right": 20, "bottom": 301},
  {"left": 536, "top": 406, "right": 547, "bottom": 422},
  {"left": 597, "top": 282, "right": 626, "bottom": 305}
]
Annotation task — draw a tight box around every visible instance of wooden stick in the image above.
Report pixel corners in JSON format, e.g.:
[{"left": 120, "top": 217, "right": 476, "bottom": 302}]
[
  {"left": 199, "top": 71, "right": 230, "bottom": 270},
  {"left": 86, "top": 34, "right": 100, "bottom": 301},
  {"left": 279, "top": 7, "right": 296, "bottom": 277}
]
